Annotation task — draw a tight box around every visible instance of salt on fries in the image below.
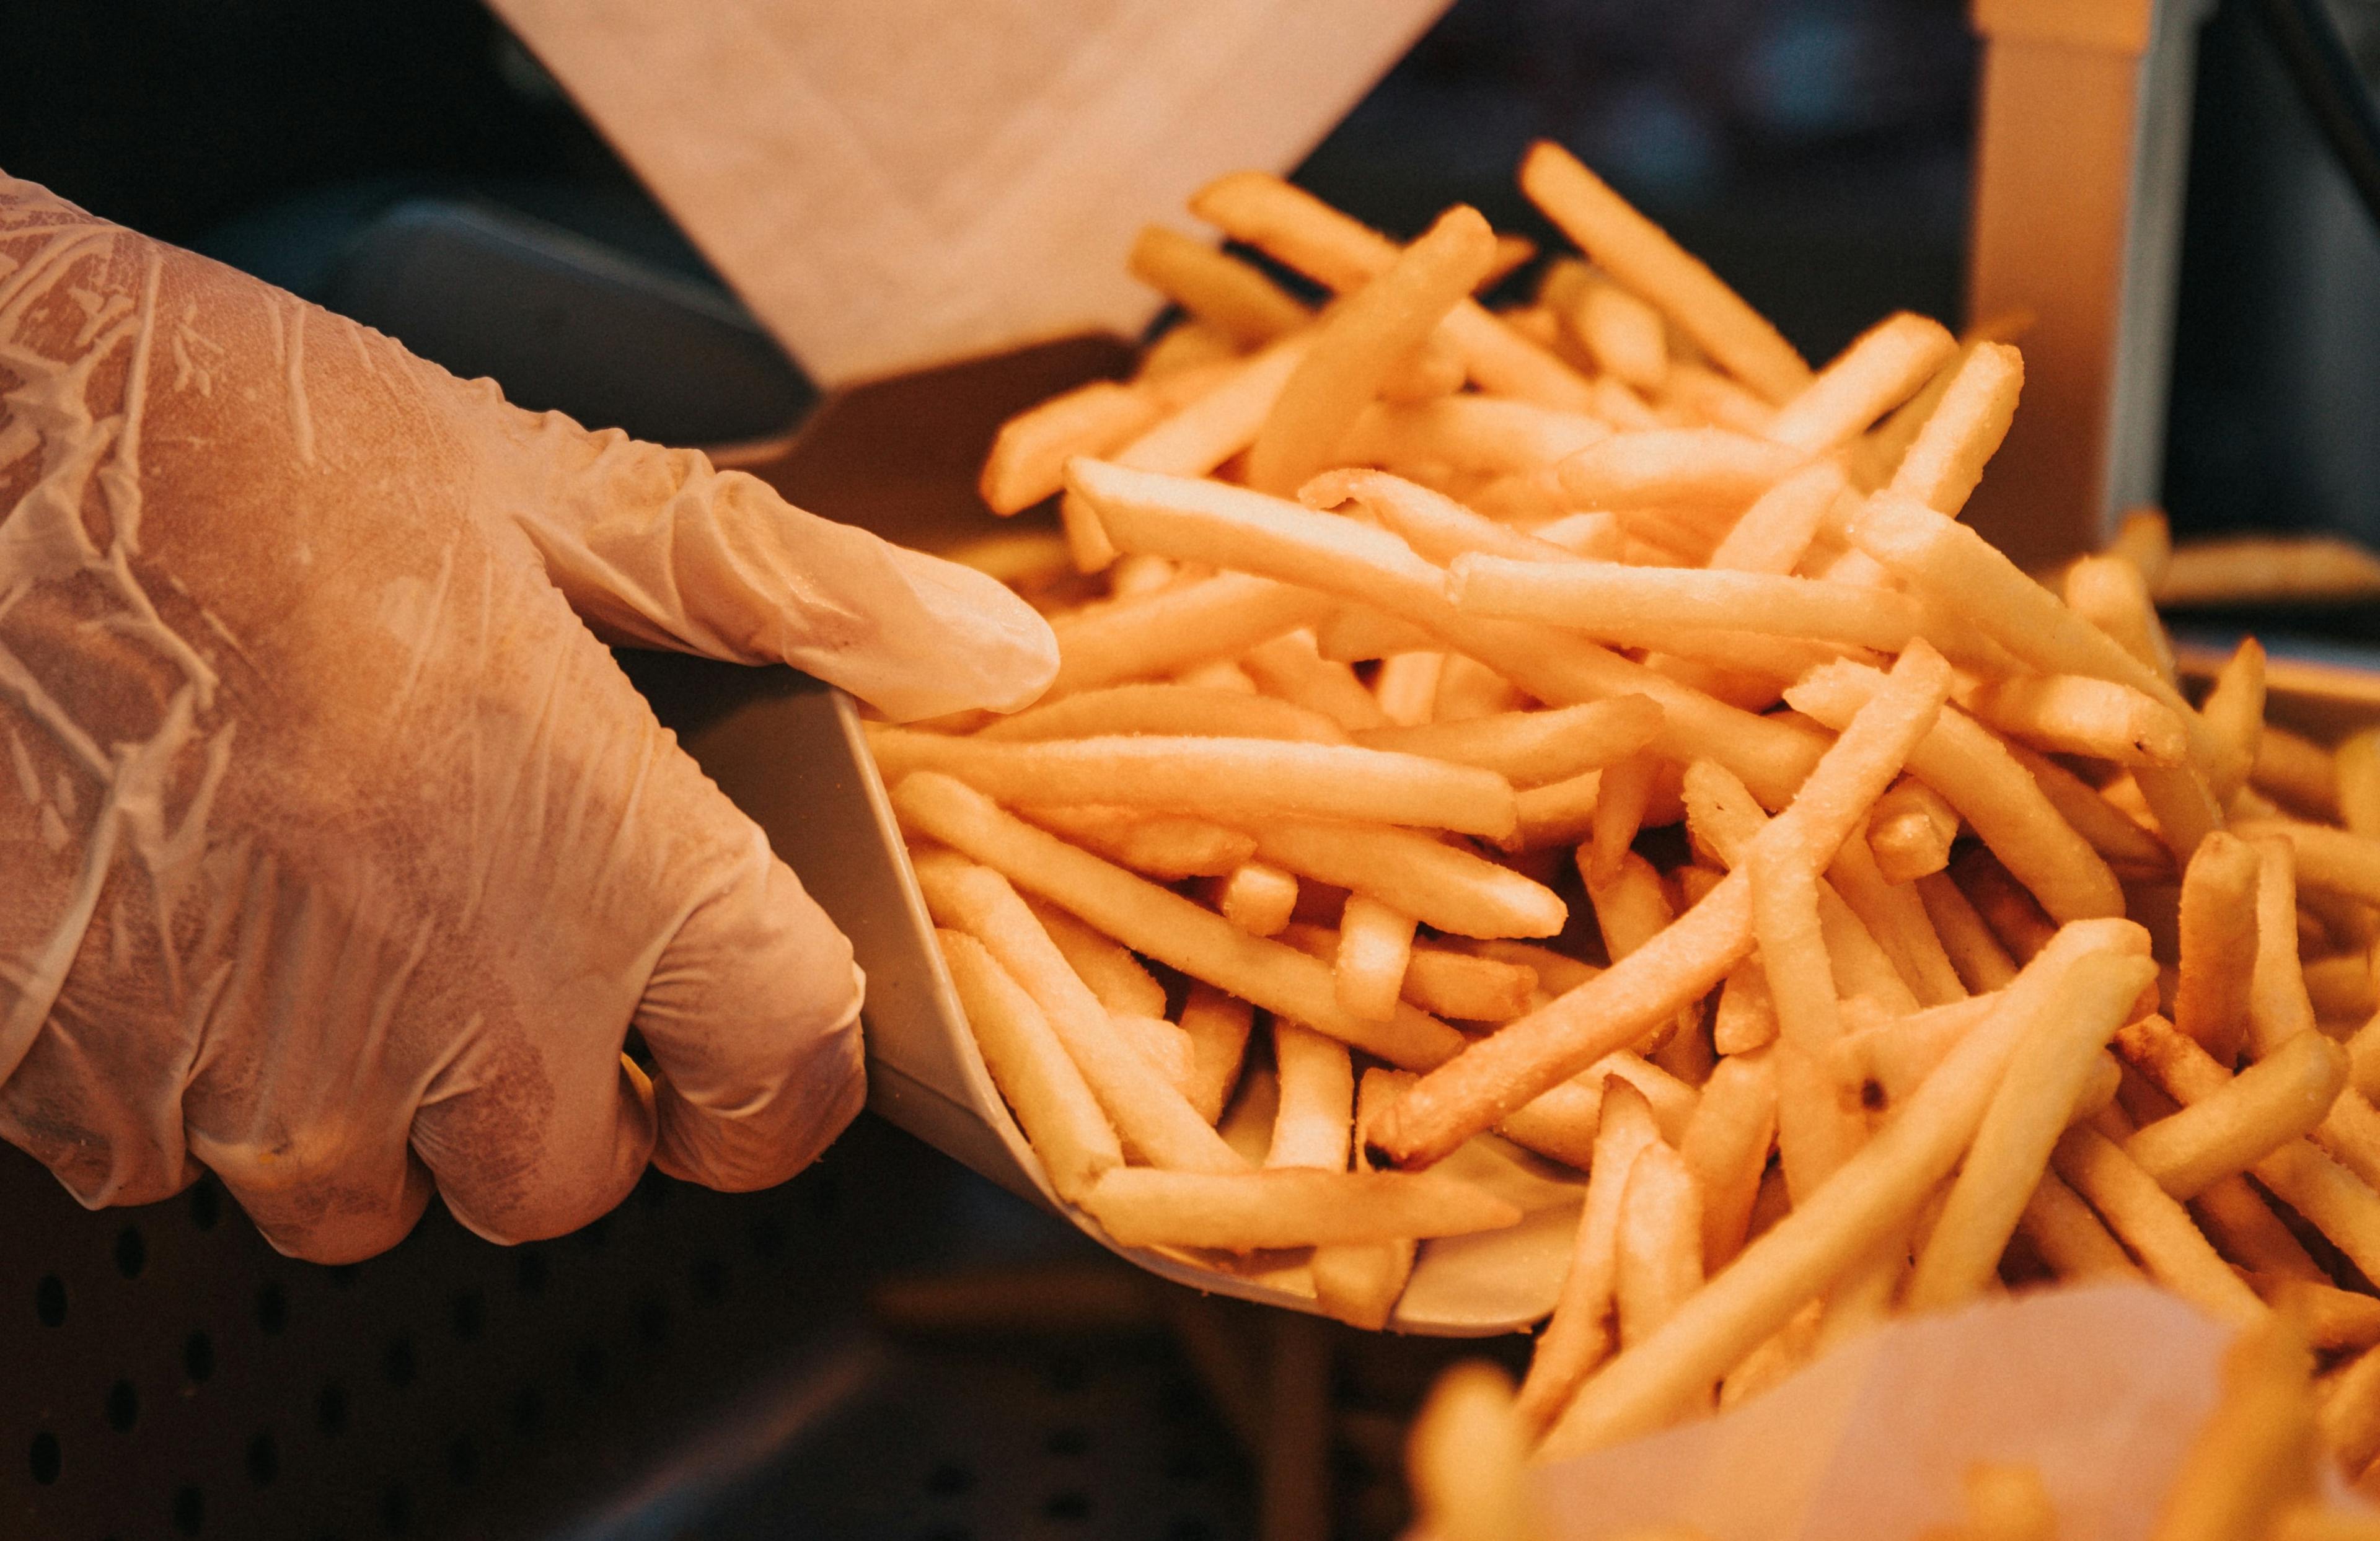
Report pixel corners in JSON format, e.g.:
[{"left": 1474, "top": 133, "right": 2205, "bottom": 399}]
[{"left": 872, "top": 139, "right": 2380, "bottom": 1488}]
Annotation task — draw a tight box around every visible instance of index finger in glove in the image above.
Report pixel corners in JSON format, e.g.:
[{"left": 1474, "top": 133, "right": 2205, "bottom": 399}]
[{"left": 483, "top": 403, "right": 1057, "bottom": 722}]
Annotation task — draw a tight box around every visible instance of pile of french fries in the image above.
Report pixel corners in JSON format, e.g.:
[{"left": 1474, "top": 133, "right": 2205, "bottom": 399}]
[
  {"left": 1406, "top": 1315, "right": 2380, "bottom": 1541},
  {"left": 871, "top": 138, "right": 2380, "bottom": 1477}
]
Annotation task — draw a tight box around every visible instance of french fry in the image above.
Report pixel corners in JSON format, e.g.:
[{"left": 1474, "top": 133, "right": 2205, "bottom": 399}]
[
  {"left": 977, "top": 682, "right": 1351, "bottom": 745},
  {"left": 1705, "top": 459, "right": 1846, "bottom": 576},
  {"left": 1303, "top": 467, "right": 1576, "bottom": 568},
  {"left": 936, "top": 929, "right": 1124, "bottom": 1203},
  {"left": 1189, "top": 170, "right": 1597, "bottom": 411},
  {"left": 1180, "top": 985, "right": 1255, "bottom": 1125},
  {"left": 868, "top": 727, "right": 1520, "bottom": 840},
  {"left": 1409, "top": 1362, "right": 1546, "bottom": 1541},
  {"left": 1867, "top": 775, "right": 1961, "bottom": 884},
  {"left": 2338, "top": 731, "right": 2380, "bottom": 835},
  {"left": 1109, "top": 330, "right": 1314, "bottom": 481},
  {"left": 1828, "top": 832, "right": 1967, "bottom": 1006},
  {"left": 1916, "top": 872, "right": 2022, "bottom": 991},
  {"left": 2117, "top": 1011, "right": 2380, "bottom": 1283},
  {"left": 894, "top": 773, "right": 1606, "bottom": 1166},
  {"left": 1207, "top": 861, "right": 1300, "bottom": 937},
  {"left": 1765, "top": 312, "right": 1957, "bottom": 455},
  {"left": 1905, "top": 937, "right": 2155, "bottom": 1308},
  {"left": 2109, "top": 505, "right": 2175, "bottom": 589},
  {"left": 1240, "top": 628, "right": 1393, "bottom": 732},
  {"left": 2066, "top": 553, "right": 2181, "bottom": 690},
  {"left": 1025, "top": 895, "right": 1168, "bottom": 1018},
  {"left": 2322, "top": 1343, "right": 2380, "bottom": 1477},
  {"left": 1711, "top": 963, "right": 1781, "bottom": 1055},
  {"left": 1067, "top": 457, "right": 1830, "bottom": 805},
  {"left": 1111, "top": 1011, "right": 1197, "bottom": 1092},
  {"left": 1615, "top": 1142, "right": 1706, "bottom": 1352},
  {"left": 1128, "top": 224, "right": 1310, "bottom": 346},
  {"left": 2203, "top": 638, "right": 2268, "bottom": 803},
  {"left": 1355, "top": 697, "right": 1664, "bottom": 789},
  {"left": 1245, "top": 820, "right": 1567, "bottom": 939},
  {"left": 1403, "top": 948, "right": 1540, "bottom": 1022},
  {"left": 1340, "top": 395, "right": 1609, "bottom": 478},
  {"left": 2254, "top": 1275, "right": 2380, "bottom": 1351},
  {"left": 1371, "top": 645, "right": 1951, "bottom": 1170},
  {"left": 1450, "top": 554, "right": 1936, "bottom": 656},
  {"left": 1959, "top": 675, "right": 2190, "bottom": 767},
  {"left": 1553, "top": 428, "right": 1809, "bottom": 512},
  {"left": 1588, "top": 753, "right": 1659, "bottom": 887},
  {"left": 1268, "top": 1022, "right": 1356, "bottom": 1170},
  {"left": 1373, "top": 650, "right": 1445, "bottom": 726},
  {"left": 1950, "top": 848, "right": 2060, "bottom": 964},
  {"left": 1680, "top": 1050, "right": 1778, "bottom": 1271},
  {"left": 1082, "top": 1166, "right": 1522, "bottom": 1250},
  {"left": 2120, "top": 1025, "right": 2347, "bottom": 1199},
  {"left": 2174, "top": 831, "right": 2263, "bottom": 1061},
  {"left": 1538, "top": 922, "right": 2150, "bottom": 1455},
  {"left": 2252, "top": 836, "right": 2323, "bottom": 1056},
  {"left": 1336, "top": 896, "right": 1417, "bottom": 1022},
  {"left": 982, "top": 379, "right": 1164, "bottom": 515},
  {"left": 1788, "top": 661, "right": 2125, "bottom": 923},
  {"left": 1048, "top": 571, "right": 1330, "bottom": 696},
  {"left": 2238, "top": 820, "right": 2380, "bottom": 909},
  {"left": 2148, "top": 1317, "right": 2319, "bottom": 1541},
  {"left": 1571, "top": 276, "right": 1668, "bottom": 388},
  {"left": 1515, "top": 768, "right": 1605, "bottom": 850},
  {"left": 913, "top": 852, "right": 1245, "bottom": 1174},
  {"left": 1020, "top": 806, "right": 1256, "bottom": 879},
  {"left": 2052, "top": 1125, "right": 2268, "bottom": 1328},
  {"left": 1755, "top": 843, "right": 1860, "bottom": 1202},
  {"left": 2195, "top": 1175, "right": 2327, "bottom": 1281},
  {"left": 1518, "top": 141, "right": 1812, "bottom": 403},
  {"left": 2017, "top": 1169, "right": 2143, "bottom": 1281},
  {"left": 2156, "top": 534, "right": 2380, "bottom": 607},
  {"left": 1311, "top": 1069, "right": 1424, "bottom": 1330},
  {"left": 1885, "top": 341, "right": 2024, "bottom": 515},
  {"left": 1516, "top": 1079, "right": 1660, "bottom": 1433},
  {"left": 2004, "top": 740, "right": 2174, "bottom": 872},
  {"left": 1249, "top": 204, "right": 1499, "bottom": 495}
]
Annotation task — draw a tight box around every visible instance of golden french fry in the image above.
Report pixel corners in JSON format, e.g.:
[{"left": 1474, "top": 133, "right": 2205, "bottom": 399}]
[
  {"left": 1516, "top": 1079, "right": 1659, "bottom": 1433},
  {"left": 914, "top": 851, "right": 1245, "bottom": 1174},
  {"left": 1539, "top": 921, "right": 2150, "bottom": 1456},
  {"left": 1304, "top": 467, "right": 1574, "bottom": 568},
  {"left": 1024, "top": 895, "right": 1168, "bottom": 1018},
  {"left": 1205, "top": 861, "right": 1300, "bottom": 937},
  {"left": 1335, "top": 895, "right": 1416, "bottom": 1023},
  {"left": 2108, "top": 505, "right": 2175, "bottom": 588},
  {"left": 1409, "top": 1361, "right": 1546, "bottom": 1541},
  {"left": 1355, "top": 696, "right": 1664, "bottom": 789},
  {"left": 2338, "top": 730, "right": 2380, "bottom": 835},
  {"left": 1450, "top": 553, "right": 1934, "bottom": 656},
  {"left": 936, "top": 929, "right": 1124, "bottom": 1203},
  {"left": 1788, "top": 661, "right": 2125, "bottom": 924},
  {"left": 2122, "top": 1024, "right": 2347, "bottom": 1200},
  {"left": 2003, "top": 740, "right": 2174, "bottom": 872},
  {"left": 2053, "top": 1125, "right": 2269, "bottom": 1328},
  {"left": 1587, "top": 753, "right": 1659, "bottom": 888},
  {"left": 1111, "top": 330, "right": 1313, "bottom": 480},
  {"left": 1111, "top": 1011, "right": 1197, "bottom": 1093},
  {"left": 1553, "top": 428, "right": 1809, "bottom": 512},
  {"left": 1868, "top": 775, "right": 1961, "bottom": 884},
  {"left": 1960, "top": 675, "right": 2190, "bottom": 767},
  {"left": 1518, "top": 141, "right": 1812, "bottom": 403},
  {"left": 1680, "top": 1050, "right": 1778, "bottom": 1271},
  {"left": 978, "top": 682, "right": 1351, "bottom": 746},
  {"left": 982, "top": 379, "right": 1165, "bottom": 515},
  {"left": 1711, "top": 962, "right": 1781, "bottom": 1056},
  {"left": 1915, "top": 872, "right": 2021, "bottom": 991},
  {"left": 1341, "top": 395, "right": 1609, "bottom": 478},
  {"left": 2237, "top": 820, "right": 2380, "bottom": 910},
  {"left": 1514, "top": 768, "right": 1605, "bottom": 850},
  {"left": 1180, "top": 985, "right": 1255, "bottom": 1125},
  {"left": 2017, "top": 1169, "right": 2143, "bottom": 1281},
  {"left": 1311, "top": 1068, "right": 1425, "bottom": 1330},
  {"left": 1885, "top": 341, "right": 2024, "bottom": 515},
  {"left": 1240, "top": 628, "right": 1393, "bottom": 732},
  {"left": 2252, "top": 836, "right": 2323, "bottom": 1056},
  {"left": 1766, "top": 312, "right": 1957, "bottom": 455},
  {"left": 2156, "top": 534, "right": 2380, "bottom": 607},
  {"left": 2196, "top": 1174, "right": 2327, "bottom": 1281},
  {"left": 2254, "top": 1275, "right": 2380, "bottom": 1352},
  {"left": 869, "top": 726, "right": 1519, "bottom": 840},
  {"left": 1250, "top": 820, "right": 1565, "bottom": 939},
  {"left": 1268, "top": 1021, "right": 1356, "bottom": 1170},
  {"left": 2065, "top": 553, "right": 2181, "bottom": 690},
  {"left": 1249, "top": 204, "right": 1499, "bottom": 495},
  {"left": 1829, "top": 831, "right": 1967, "bottom": 1006},
  {"left": 1615, "top": 1141, "right": 1706, "bottom": 1351},
  {"left": 1128, "top": 224, "right": 1310, "bottom": 346},
  {"left": 1082, "top": 1166, "right": 1522, "bottom": 1250},
  {"left": 1021, "top": 806, "right": 1256, "bottom": 879},
  {"left": 1572, "top": 276, "right": 1668, "bottom": 389},
  {"left": 2148, "top": 1317, "right": 2319, "bottom": 1541},
  {"left": 1373, "top": 650, "right": 1445, "bottom": 727},
  {"left": 1706, "top": 459, "right": 1846, "bottom": 576},
  {"left": 2175, "top": 831, "right": 2263, "bottom": 1061},
  {"left": 1906, "top": 938, "right": 2156, "bottom": 1309},
  {"left": 2203, "top": 638, "right": 2268, "bottom": 802},
  {"left": 1067, "top": 457, "right": 1829, "bottom": 806},
  {"left": 1371, "top": 643, "right": 1951, "bottom": 1169},
  {"left": 1048, "top": 571, "right": 1330, "bottom": 696}
]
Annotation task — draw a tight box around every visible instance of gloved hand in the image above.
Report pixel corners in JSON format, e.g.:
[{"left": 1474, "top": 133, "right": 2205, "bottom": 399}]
[{"left": 0, "top": 174, "right": 1056, "bottom": 1262}]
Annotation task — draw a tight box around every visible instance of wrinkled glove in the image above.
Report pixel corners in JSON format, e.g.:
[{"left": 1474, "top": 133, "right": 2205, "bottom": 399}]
[{"left": 0, "top": 174, "right": 1055, "bottom": 1261}]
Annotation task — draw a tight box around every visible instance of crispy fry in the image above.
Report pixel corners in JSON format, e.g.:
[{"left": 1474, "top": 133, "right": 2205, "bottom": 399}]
[
  {"left": 1960, "top": 675, "right": 2190, "bottom": 767},
  {"left": 1867, "top": 776, "right": 1961, "bottom": 884},
  {"left": 1021, "top": 806, "right": 1256, "bottom": 879},
  {"left": 1207, "top": 861, "right": 1300, "bottom": 937},
  {"left": 1129, "top": 225, "right": 1310, "bottom": 346},
  {"left": 2065, "top": 553, "right": 2181, "bottom": 690},
  {"left": 2121, "top": 1026, "right": 2348, "bottom": 1199},
  {"left": 1766, "top": 312, "right": 1957, "bottom": 455},
  {"left": 1049, "top": 571, "right": 1330, "bottom": 696},
  {"left": 2004, "top": 740, "right": 2174, "bottom": 872},
  {"left": 1450, "top": 555, "right": 1934, "bottom": 655},
  {"left": 2175, "top": 832, "right": 2263, "bottom": 1061},
  {"left": 1706, "top": 460, "right": 1846, "bottom": 576},
  {"left": 2149, "top": 1317, "right": 2318, "bottom": 1541},
  {"left": 1829, "top": 832, "right": 1967, "bottom": 1006},
  {"left": 2252, "top": 836, "right": 2323, "bottom": 1056},
  {"left": 2017, "top": 1169, "right": 2143, "bottom": 1281},
  {"left": 1517, "top": 1079, "right": 1660, "bottom": 1433},
  {"left": 1268, "top": 1022, "right": 1356, "bottom": 1170},
  {"left": 1409, "top": 1361, "right": 1546, "bottom": 1541},
  {"left": 1554, "top": 429, "right": 1809, "bottom": 512},
  {"left": 1180, "top": 985, "right": 1255, "bottom": 1125},
  {"left": 1680, "top": 1050, "right": 1778, "bottom": 1271},
  {"left": 1240, "top": 628, "right": 1393, "bottom": 732},
  {"left": 1518, "top": 141, "right": 1812, "bottom": 402},
  {"left": 1311, "top": 1069, "right": 1425, "bottom": 1329},
  {"left": 1341, "top": 395, "right": 1609, "bottom": 478},
  {"left": 1355, "top": 697, "right": 1663, "bottom": 788},
  {"left": 1024, "top": 895, "right": 1167, "bottom": 1018},
  {"left": 2053, "top": 1125, "right": 2268, "bottom": 1328},
  {"left": 936, "top": 929, "right": 1124, "bottom": 1203},
  {"left": 1885, "top": 341, "right": 2024, "bottom": 515},
  {"left": 1540, "top": 922, "right": 2151, "bottom": 1455},
  {"left": 1082, "top": 1166, "right": 1522, "bottom": 1250},
  {"left": 1916, "top": 872, "right": 2022, "bottom": 991},
  {"left": 1249, "top": 204, "right": 1499, "bottom": 495},
  {"left": 1616, "top": 1142, "right": 1706, "bottom": 1351},
  {"left": 979, "top": 682, "right": 1351, "bottom": 745},
  {"left": 870, "top": 727, "right": 1519, "bottom": 840},
  {"left": 982, "top": 379, "right": 1165, "bottom": 515},
  {"left": 1336, "top": 895, "right": 1417, "bottom": 1022},
  {"left": 1712, "top": 962, "right": 1781, "bottom": 1055},
  {"left": 2240, "top": 821, "right": 2380, "bottom": 910},
  {"left": 2203, "top": 638, "right": 2268, "bottom": 803},
  {"left": 1250, "top": 820, "right": 1566, "bottom": 939}
]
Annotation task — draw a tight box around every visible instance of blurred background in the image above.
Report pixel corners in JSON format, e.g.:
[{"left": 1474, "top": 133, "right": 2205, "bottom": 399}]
[{"left": 2, "top": 2, "right": 2378, "bottom": 1537}]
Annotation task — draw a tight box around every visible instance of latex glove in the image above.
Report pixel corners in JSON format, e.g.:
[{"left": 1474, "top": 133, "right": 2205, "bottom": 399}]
[{"left": 0, "top": 174, "right": 1055, "bottom": 1261}]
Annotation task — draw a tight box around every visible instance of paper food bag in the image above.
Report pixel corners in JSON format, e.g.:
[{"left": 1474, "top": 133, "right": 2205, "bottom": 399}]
[{"left": 486, "top": 0, "right": 1453, "bottom": 387}]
